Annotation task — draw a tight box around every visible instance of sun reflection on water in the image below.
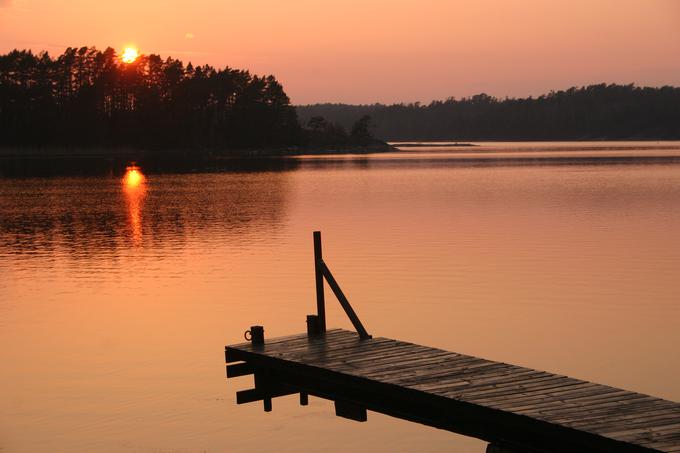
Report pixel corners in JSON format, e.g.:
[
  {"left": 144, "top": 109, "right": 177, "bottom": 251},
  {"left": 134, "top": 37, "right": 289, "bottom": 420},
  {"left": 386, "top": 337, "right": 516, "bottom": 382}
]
[
  {"left": 123, "top": 166, "right": 145, "bottom": 187},
  {"left": 122, "top": 165, "right": 147, "bottom": 245}
]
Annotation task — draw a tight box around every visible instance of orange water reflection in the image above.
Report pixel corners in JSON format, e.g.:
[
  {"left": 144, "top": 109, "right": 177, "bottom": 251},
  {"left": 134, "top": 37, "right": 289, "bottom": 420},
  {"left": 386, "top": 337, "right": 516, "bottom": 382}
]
[
  {"left": 2, "top": 147, "right": 680, "bottom": 453},
  {"left": 122, "top": 165, "right": 146, "bottom": 245}
]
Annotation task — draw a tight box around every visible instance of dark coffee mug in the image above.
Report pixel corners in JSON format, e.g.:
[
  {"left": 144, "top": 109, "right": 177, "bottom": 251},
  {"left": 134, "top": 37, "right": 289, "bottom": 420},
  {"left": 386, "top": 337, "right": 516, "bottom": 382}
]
[{"left": 244, "top": 325, "right": 264, "bottom": 344}]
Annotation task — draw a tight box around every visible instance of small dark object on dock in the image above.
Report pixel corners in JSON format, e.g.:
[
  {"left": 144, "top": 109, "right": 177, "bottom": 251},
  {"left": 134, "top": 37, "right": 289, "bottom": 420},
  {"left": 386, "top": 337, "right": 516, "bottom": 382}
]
[
  {"left": 225, "top": 232, "right": 680, "bottom": 453},
  {"left": 244, "top": 326, "right": 264, "bottom": 345}
]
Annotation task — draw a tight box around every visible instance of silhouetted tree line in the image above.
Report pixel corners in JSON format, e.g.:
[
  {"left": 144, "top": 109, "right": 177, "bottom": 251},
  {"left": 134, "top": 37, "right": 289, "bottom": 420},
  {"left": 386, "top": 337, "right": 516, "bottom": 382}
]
[
  {"left": 0, "top": 47, "right": 302, "bottom": 149},
  {"left": 305, "top": 114, "right": 377, "bottom": 146},
  {"left": 297, "top": 84, "right": 680, "bottom": 141}
]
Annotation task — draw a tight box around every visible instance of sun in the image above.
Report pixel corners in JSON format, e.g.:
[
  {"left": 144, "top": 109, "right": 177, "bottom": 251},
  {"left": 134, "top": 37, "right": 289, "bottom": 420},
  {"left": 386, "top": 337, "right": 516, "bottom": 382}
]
[{"left": 121, "top": 47, "right": 139, "bottom": 64}]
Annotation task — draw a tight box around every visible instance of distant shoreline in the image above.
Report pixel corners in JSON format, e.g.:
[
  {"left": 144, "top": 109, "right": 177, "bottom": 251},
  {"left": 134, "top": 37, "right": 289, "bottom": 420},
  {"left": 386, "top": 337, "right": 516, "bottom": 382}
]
[
  {"left": 0, "top": 142, "right": 396, "bottom": 159},
  {"left": 392, "top": 143, "right": 476, "bottom": 147},
  {"left": 0, "top": 143, "right": 397, "bottom": 176},
  {"left": 296, "top": 84, "right": 680, "bottom": 142}
]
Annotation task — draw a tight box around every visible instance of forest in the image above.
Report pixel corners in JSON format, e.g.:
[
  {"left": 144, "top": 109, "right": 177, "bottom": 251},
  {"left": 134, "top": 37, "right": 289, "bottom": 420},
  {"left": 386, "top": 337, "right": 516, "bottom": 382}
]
[
  {"left": 3, "top": 48, "right": 678, "bottom": 150},
  {"left": 297, "top": 84, "right": 680, "bottom": 141},
  {"left": 0, "top": 47, "right": 303, "bottom": 149}
]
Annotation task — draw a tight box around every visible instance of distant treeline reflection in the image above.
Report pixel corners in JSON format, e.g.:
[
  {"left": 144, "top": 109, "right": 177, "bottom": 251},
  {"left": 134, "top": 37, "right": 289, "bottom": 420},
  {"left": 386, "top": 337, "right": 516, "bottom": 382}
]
[
  {"left": 298, "top": 84, "right": 680, "bottom": 141},
  {"left": 0, "top": 172, "right": 290, "bottom": 258}
]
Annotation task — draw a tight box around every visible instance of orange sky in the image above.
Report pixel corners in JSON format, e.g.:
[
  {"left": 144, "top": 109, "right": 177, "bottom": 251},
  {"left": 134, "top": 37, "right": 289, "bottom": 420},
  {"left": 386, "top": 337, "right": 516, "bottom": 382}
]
[{"left": 1, "top": 0, "right": 679, "bottom": 104}]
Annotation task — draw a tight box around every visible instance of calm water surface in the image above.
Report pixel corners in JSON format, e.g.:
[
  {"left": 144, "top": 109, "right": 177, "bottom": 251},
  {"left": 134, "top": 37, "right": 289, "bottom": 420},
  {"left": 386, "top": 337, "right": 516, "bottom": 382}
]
[{"left": 1, "top": 142, "right": 680, "bottom": 452}]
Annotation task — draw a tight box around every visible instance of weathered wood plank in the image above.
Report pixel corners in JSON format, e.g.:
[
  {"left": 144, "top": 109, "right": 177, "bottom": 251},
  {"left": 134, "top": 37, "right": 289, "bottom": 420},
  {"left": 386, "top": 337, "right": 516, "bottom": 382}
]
[
  {"left": 453, "top": 379, "right": 596, "bottom": 402},
  {"left": 227, "top": 329, "right": 679, "bottom": 453},
  {"left": 274, "top": 337, "right": 398, "bottom": 358},
  {"left": 507, "top": 390, "right": 648, "bottom": 414},
  {"left": 226, "top": 362, "right": 254, "bottom": 377},
  {"left": 548, "top": 400, "right": 677, "bottom": 426},
  {"left": 590, "top": 417, "right": 680, "bottom": 435},
  {"left": 329, "top": 350, "right": 468, "bottom": 376},
  {"left": 310, "top": 342, "right": 428, "bottom": 366},
  {"left": 410, "top": 371, "right": 560, "bottom": 395},
  {"left": 257, "top": 331, "right": 375, "bottom": 355},
  {"left": 473, "top": 383, "right": 613, "bottom": 407},
  {"left": 375, "top": 358, "right": 515, "bottom": 384},
  {"left": 505, "top": 385, "right": 628, "bottom": 407},
  {"left": 387, "top": 363, "right": 539, "bottom": 386}
]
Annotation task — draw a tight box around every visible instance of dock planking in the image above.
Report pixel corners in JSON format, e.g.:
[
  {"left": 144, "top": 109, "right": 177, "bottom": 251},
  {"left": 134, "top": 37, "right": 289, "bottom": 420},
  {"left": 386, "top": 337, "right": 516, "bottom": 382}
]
[
  {"left": 225, "top": 232, "right": 680, "bottom": 452},
  {"left": 226, "top": 329, "right": 680, "bottom": 453}
]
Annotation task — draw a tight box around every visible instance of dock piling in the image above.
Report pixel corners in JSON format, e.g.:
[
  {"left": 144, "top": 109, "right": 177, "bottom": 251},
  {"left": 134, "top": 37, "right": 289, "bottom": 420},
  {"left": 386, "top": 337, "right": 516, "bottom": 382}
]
[{"left": 313, "top": 231, "right": 327, "bottom": 333}]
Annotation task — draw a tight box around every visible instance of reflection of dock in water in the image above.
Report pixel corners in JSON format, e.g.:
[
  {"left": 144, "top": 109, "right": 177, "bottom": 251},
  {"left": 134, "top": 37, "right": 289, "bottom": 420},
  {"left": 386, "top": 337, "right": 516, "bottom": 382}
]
[{"left": 226, "top": 232, "right": 680, "bottom": 453}]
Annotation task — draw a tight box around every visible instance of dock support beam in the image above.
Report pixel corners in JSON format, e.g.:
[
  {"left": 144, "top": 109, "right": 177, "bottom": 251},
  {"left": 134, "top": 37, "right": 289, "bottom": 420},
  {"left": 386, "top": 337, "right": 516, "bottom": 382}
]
[
  {"left": 311, "top": 231, "right": 371, "bottom": 339},
  {"left": 319, "top": 261, "right": 371, "bottom": 339},
  {"left": 334, "top": 400, "right": 367, "bottom": 422}
]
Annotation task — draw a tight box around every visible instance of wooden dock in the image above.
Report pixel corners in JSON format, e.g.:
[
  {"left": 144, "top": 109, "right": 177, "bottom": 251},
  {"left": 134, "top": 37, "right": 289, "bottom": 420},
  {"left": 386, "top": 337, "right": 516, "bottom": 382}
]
[{"left": 225, "top": 232, "right": 680, "bottom": 453}]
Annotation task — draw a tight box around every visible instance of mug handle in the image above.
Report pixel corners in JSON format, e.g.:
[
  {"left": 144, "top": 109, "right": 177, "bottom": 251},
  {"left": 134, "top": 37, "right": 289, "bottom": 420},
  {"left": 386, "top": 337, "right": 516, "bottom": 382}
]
[{"left": 244, "top": 330, "right": 252, "bottom": 341}]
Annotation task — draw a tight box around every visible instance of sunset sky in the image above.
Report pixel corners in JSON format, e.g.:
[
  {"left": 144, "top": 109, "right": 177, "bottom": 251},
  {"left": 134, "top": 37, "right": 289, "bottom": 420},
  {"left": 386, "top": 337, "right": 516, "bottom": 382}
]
[{"left": 1, "top": 0, "right": 679, "bottom": 104}]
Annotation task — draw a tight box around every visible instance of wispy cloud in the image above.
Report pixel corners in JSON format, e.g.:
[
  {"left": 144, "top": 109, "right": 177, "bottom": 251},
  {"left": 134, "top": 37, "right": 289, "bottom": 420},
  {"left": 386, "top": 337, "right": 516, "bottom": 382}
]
[
  {"left": 0, "top": 0, "right": 31, "bottom": 12},
  {"left": 156, "top": 49, "right": 212, "bottom": 57},
  {"left": 148, "top": 49, "right": 212, "bottom": 65}
]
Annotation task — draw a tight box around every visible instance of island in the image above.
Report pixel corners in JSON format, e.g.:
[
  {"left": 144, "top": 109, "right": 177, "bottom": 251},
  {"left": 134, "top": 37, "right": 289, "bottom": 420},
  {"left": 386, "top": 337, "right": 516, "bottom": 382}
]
[{"left": 0, "top": 46, "right": 394, "bottom": 170}]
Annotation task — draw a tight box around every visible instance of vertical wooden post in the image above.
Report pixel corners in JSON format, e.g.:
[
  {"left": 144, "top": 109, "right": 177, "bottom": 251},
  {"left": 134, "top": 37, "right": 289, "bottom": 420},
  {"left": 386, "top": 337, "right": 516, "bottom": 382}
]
[
  {"left": 307, "top": 315, "right": 321, "bottom": 336},
  {"left": 313, "top": 231, "right": 326, "bottom": 332},
  {"left": 255, "top": 372, "right": 273, "bottom": 412}
]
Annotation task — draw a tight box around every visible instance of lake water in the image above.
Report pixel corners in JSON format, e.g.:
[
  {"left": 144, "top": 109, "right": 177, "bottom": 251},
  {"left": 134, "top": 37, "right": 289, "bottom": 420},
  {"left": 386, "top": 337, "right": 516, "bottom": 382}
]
[{"left": 1, "top": 142, "right": 680, "bottom": 452}]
